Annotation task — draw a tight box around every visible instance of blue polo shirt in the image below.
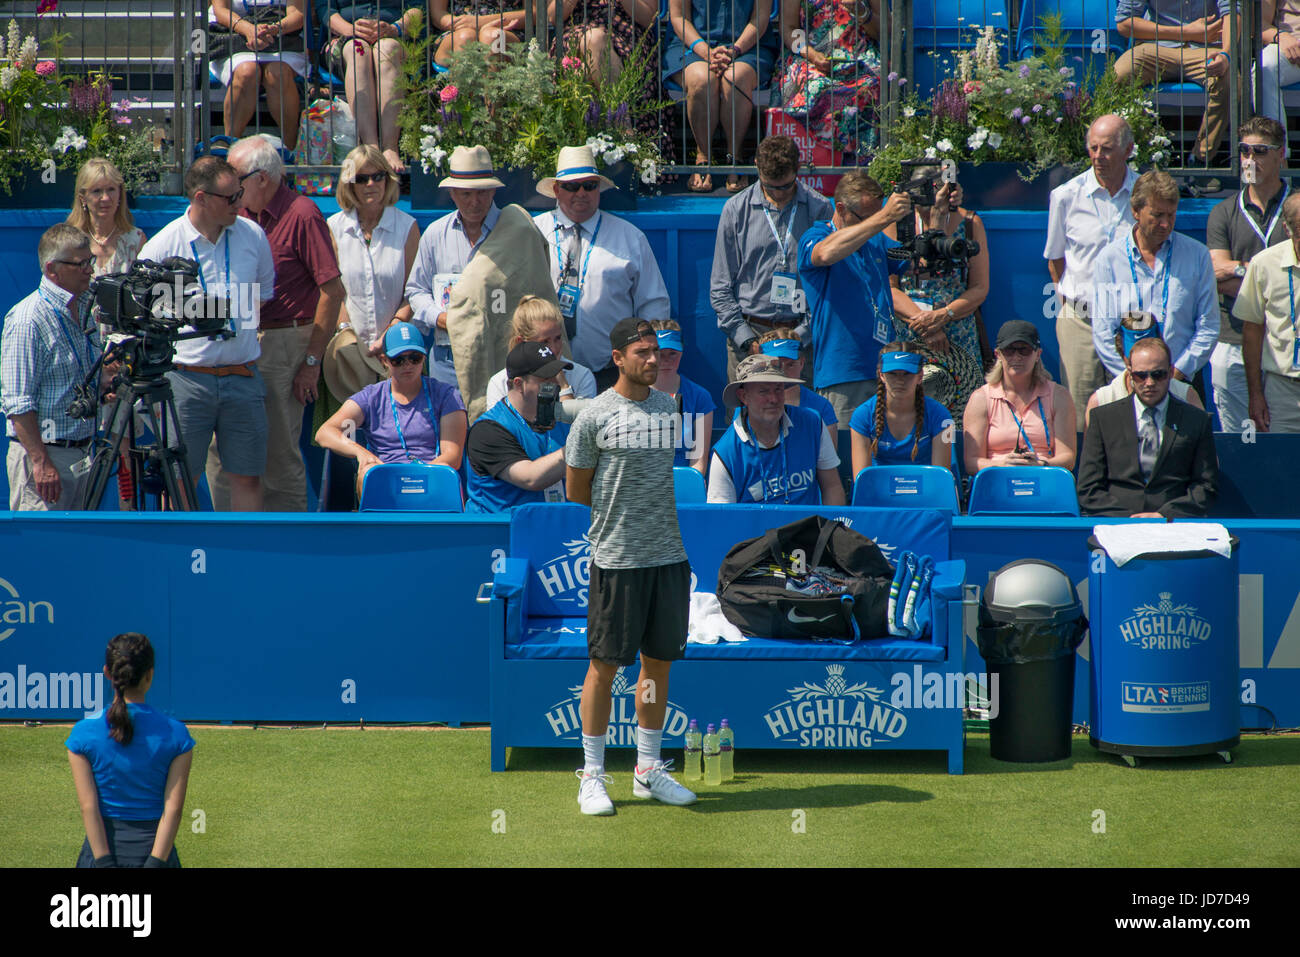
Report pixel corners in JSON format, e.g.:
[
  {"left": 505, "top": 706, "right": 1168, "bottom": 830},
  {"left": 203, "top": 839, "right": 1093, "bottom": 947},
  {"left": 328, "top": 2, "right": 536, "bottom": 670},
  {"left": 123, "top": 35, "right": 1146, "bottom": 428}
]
[
  {"left": 712, "top": 404, "right": 826, "bottom": 505},
  {"left": 849, "top": 395, "right": 952, "bottom": 465},
  {"left": 465, "top": 399, "right": 565, "bottom": 513},
  {"left": 65, "top": 704, "right": 195, "bottom": 820},
  {"left": 797, "top": 221, "right": 909, "bottom": 389},
  {"left": 661, "top": 374, "right": 717, "bottom": 468},
  {"left": 799, "top": 386, "right": 838, "bottom": 427}
]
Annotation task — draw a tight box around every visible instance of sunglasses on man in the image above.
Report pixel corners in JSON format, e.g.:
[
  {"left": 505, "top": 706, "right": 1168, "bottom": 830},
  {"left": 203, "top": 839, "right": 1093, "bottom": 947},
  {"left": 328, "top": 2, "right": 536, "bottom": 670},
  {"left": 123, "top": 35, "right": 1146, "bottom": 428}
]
[
  {"left": 558, "top": 180, "right": 600, "bottom": 193},
  {"left": 1238, "top": 143, "right": 1282, "bottom": 157},
  {"left": 387, "top": 353, "right": 425, "bottom": 367},
  {"left": 1130, "top": 369, "right": 1169, "bottom": 382},
  {"left": 204, "top": 187, "right": 244, "bottom": 206}
]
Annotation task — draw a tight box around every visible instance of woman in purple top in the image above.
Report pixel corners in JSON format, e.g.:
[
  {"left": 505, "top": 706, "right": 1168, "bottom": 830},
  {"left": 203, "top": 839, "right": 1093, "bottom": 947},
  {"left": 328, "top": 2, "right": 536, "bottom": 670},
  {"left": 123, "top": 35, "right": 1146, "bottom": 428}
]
[{"left": 316, "top": 321, "right": 469, "bottom": 497}]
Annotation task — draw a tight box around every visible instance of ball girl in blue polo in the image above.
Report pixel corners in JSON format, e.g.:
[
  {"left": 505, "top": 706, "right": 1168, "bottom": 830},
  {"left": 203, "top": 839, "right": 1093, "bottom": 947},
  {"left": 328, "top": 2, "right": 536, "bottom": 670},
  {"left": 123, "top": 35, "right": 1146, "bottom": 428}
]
[
  {"left": 850, "top": 343, "right": 955, "bottom": 476},
  {"left": 649, "top": 320, "right": 716, "bottom": 474},
  {"left": 66, "top": 633, "right": 194, "bottom": 867}
]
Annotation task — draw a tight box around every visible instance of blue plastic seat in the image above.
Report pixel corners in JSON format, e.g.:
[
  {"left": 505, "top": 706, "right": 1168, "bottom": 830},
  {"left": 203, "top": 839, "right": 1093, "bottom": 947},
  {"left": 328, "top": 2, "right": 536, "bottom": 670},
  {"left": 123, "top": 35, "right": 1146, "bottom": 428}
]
[
  {"left": 359, "top": 463, "right": 464, "bottom": 512},
  {"left": 967, "top": 465, "right": 1080, "bottom": 516},
  {"left": 673, "top": 466, "right": 706, "bottom": 503},
  {"left": 851, "top": 465, "right": 961, "bottom": 514}
]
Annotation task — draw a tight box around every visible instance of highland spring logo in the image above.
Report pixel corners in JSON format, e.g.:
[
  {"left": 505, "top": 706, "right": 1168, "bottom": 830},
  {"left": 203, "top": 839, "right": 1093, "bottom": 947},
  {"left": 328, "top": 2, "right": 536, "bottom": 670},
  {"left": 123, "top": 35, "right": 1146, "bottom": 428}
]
[
  {"left": 1118, "top": 592, "right": 1213, "bottom": 650},
  {"left": 542, "top": 667, "right": 689, "bottom": 745},
  {"left": 534, "top": 536, "right": 592, "bottom": 609},
  {"left": 762, "top": 665, "right": 908, "bottom": 748}
]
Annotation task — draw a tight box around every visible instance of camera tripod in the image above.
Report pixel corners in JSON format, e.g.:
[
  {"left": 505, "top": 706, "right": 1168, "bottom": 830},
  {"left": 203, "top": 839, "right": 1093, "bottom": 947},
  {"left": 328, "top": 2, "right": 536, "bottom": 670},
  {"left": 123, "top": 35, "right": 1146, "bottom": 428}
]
[{"left": 80, "top": 350, "right": 199, "bottom": 512}]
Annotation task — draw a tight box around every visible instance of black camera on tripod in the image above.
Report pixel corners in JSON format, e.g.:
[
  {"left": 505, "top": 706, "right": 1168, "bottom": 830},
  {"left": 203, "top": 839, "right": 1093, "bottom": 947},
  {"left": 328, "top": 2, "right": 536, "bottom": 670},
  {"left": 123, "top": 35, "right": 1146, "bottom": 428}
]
[
  {"left": 887, "top": 159, "right": 980, "bottom": 277},
  {"left": 93, "top": 257, "right": 231, "bottom": 339}
]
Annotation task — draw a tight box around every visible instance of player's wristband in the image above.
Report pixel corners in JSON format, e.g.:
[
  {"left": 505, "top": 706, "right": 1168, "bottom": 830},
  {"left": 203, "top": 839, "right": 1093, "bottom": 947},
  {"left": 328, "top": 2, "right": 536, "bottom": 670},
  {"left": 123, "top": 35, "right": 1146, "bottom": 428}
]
[{"left": 394, "top": 21, "right": 403, "bottom": 38}]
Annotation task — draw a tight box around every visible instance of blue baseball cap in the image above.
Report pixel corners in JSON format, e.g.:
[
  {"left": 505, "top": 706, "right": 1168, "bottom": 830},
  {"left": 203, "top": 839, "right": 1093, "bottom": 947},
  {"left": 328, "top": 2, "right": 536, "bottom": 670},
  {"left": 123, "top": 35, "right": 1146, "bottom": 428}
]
[
  {"left": 760, "top": 338, "right": 801, "bottom": 360},
  {"left": 384, "top": 322, "right": 426, "bottom": 358},
  {"left": 655, "top": 329, "right": 684, "bottom": 352},
  {"left": 880, "top": 351, "right": 923, "bottom": 374}
]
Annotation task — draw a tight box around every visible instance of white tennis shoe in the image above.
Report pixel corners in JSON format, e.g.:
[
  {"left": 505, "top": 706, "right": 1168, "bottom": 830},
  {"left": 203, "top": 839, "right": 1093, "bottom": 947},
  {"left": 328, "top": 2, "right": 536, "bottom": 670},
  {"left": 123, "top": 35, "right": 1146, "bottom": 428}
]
[
  {"left": 576, "top": 769, "right": 615, "bottom": 816},
  {"left": 632, "top": 759, "right": 697, "bottom": 806}
]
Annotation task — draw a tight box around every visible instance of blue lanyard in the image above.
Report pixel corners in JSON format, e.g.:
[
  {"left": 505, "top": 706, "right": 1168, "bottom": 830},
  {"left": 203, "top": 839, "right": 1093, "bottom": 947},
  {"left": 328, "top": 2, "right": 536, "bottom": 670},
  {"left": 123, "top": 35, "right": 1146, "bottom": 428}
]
[
  {"left": 189, "top": 234, "right": 231, "bottom": 293},
  {"left": 1007, "top": 397, "right": 1051, "bottom": 456},
  {"left": 39, "top": 288, "right": 91, "bottom": 381},
  {"left": 554, "top": 213, "right": 602, "bottom": 291},
  {"left": 1126, "top": 236, "right": 1172, "bottom": 328},
  {"left": 746, "top": 411, "right": 791, "bottom": 504},
  {"left": 762, "top": 203, "right": 796, "bottom": 268},
  {"left": 1289, "top": 268, "right": 1298, "bottom": 340},
  {"left": 389, "top": 379, "right": 439, "bottom": 462}
]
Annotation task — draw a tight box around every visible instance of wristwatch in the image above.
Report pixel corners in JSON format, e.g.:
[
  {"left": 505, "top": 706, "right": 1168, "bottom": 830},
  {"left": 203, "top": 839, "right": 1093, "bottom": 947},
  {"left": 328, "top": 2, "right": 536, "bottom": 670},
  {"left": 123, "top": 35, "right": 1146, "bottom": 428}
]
[
  {"left": 1233, "top": 263, "right": 1247, "bottom": 278},
  {"left": 944, "top": 306, "right": 957, "bottom": 322},
  {"left": 305, "top": 354, "right": 320, "bottom": 367}
]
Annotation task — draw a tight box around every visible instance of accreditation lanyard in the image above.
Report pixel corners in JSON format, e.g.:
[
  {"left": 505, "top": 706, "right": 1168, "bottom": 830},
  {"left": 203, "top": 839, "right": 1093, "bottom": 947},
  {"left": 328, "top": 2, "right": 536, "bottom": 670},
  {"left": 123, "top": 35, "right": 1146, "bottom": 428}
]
[
  {"left": 554, "top": 213, "right": 601, "bottom": 290},
  {"left": 38, "top": 288, "right": 91, "bottom": 381},
  {"left": 1126, "top": 236, "right": 1173, "bottom": 329},
  {"left": 762, "top": 203, "right": 796, "bottom": 269},
  {"left": 389, "top": 379, "right": 439, "bottom": 462},
  {"left": 190, "top": 234, "right": 234, "bottom": 333},
  {"left": 1290, "top": 268, "right": 1300, "bottom": 370},
  {"left": 1007, "top": 397, "right": 1051, "bottom": 456},
  {"left": 747, "top": 413, "right": 791, "bottom": 504},
  {"left": 1239, "top": 183, "right": 1289, "bottom": 248}
]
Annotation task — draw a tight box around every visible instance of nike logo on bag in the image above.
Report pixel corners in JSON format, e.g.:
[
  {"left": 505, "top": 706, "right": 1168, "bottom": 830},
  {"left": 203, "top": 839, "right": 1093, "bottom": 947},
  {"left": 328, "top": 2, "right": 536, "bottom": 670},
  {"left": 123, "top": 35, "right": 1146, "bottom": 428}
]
[{"left": 787, "top": 609, "right": 835, "bottom": 624}]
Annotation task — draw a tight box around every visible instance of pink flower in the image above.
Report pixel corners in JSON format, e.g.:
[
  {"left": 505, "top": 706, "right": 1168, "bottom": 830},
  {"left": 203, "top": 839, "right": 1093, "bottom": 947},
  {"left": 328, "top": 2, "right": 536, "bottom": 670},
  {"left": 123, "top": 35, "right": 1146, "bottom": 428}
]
[
  {"left": 353, "top": 40, "right": 365, "bottom": 56},
  {"left": 37, "top": 0, "right": 58, "bottom": 15},
  {"left": 35, "top": 60, "right": 56, "bottom": 77},
  {"left": 440, "top": 84, "right": 458, "bottom": 103},
  {"left": 962, "top": 80, "right": 981, "bottom": 94},
  {"left": 561, "top": 56, "right": 581, "bottom": 70}
]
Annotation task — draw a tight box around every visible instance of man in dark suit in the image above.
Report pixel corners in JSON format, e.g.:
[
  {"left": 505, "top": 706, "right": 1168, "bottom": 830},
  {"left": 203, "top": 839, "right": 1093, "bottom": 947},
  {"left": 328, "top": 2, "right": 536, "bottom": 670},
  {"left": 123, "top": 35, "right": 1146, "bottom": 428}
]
[{"left": 1077, "top": 337, "right": 1218, "bottom": 517}]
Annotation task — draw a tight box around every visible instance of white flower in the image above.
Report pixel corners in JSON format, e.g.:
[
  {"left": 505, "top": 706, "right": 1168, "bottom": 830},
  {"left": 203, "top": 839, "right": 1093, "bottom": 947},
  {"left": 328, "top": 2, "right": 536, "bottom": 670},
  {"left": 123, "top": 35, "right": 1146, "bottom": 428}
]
[
  {"left": 987, "top": 132, "right": 1003, "bottom": 149},
  {"left": 18, "top": 35, "right": 37, "bottom": 69},
  {"left": 967, "top": 130, "right": 987, "bottom": 149},
  {"left": 8, "top": 21, "right": 21, "bottom": 62},
  {"left": 924, "top": 147, "right": 938, "bottom": 159},
  {"left": 936, "top": 138, "right": 954, "bottom": 153},
  {"left": 622, "top": 143, "right": 637, "bottom": 154},
  {"left": 51, "top": 126, "right": 88, "bottom": 154},
  {"left": 421, "top": 144, "right": 447, "bottom": 170},
  {"left": 903, "top": 106, "right": 916, "bottom": 118},
  {"left": 603, "top": 146, "right": 625, "bottom": 164},
  {"left": 1151, "top": 151, "right": 1166, "bottom": 165},
  {"left": 0, "top": 65, "right": 17, "bottom": 92}
]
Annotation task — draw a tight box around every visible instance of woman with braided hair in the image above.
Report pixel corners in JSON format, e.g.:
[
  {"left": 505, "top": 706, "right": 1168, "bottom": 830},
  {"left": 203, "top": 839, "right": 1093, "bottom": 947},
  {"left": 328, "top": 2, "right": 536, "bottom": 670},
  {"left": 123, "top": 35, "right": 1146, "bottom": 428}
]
[
  {"left": 849, "top": 342, "right": 954, "bottom": 476},
  {"left": 66, "top": 633, "right": 194, "bottom": 868}
]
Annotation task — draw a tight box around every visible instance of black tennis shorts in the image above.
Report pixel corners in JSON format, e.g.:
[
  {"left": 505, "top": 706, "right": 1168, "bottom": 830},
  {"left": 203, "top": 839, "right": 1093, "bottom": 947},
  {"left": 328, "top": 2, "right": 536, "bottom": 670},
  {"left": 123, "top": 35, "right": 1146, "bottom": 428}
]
[{"left": 587, "top": 560, "right": 691, "bottom": 666}]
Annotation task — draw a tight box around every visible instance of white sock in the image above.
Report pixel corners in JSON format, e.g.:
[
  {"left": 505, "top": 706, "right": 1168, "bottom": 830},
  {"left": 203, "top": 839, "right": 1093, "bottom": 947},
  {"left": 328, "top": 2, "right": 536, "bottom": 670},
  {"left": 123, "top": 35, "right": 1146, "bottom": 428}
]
[
  {"left": 636, "top": 726, "right": 663, "bottom": 772},
  {"left": 582, "top": 734, "right": 605, "bottom": 775}
]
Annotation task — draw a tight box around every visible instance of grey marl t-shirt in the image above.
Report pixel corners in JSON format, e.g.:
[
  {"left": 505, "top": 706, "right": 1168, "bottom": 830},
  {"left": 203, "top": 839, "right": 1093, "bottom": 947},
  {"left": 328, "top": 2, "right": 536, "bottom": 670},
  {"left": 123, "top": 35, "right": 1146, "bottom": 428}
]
[{"left": 565, "top": 388, "right": 688, "bottom": 570}]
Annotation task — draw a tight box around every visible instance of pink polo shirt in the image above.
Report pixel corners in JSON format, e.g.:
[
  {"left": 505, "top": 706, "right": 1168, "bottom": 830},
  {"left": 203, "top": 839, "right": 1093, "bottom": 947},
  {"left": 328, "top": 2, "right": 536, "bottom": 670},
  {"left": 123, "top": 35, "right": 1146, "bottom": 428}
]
[{"left": 977, "top": 378, "right": 1057, "bottom": 459}]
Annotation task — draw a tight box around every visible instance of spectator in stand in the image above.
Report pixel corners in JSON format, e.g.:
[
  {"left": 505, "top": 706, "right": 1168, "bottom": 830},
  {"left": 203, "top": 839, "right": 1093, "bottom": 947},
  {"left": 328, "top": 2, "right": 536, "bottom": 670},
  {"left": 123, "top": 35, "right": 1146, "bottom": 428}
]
[
  {"left": 551, "top": 0, "right": 660, "bottom": 86},
  {"left": 797, "top": 170, "right": 912, "bottom": 427},
  {"left": 210, "top": 136, "right": 343, "bottom": 513},
  {"left": 850, "top": 343, "right": 954, "bottom": 476},
  {"left": 484, "top": 294, "right": 598, "bottom": 412},
  {"left": 757, "top": 329, "right": 838, "bottom": 446},
  {"left": 647, "top": 319, "right": 714, "bottom": 475},
  {"left": 315, "top": 322, "right": 467, "bottom": 497},
  {"left": 407, "top": 145, "right": 505, "bottom": 388},
  {"left": 887, "top": 164, "right": 991, "bottom": 430},
  {"left": 321, "top": 1, "right": 423, "bottom": 173},
  {"left": 535, "top": 145, "right": 670, "bottom": 390},
  {"left": 1077, "top": 337, "right": 1218, "bottom": 518},
  {"left": 964, "top": 320, "right": 1077, "bottom": 474},
  {"left": 1206, "top": 116, "right": 1290, "bottom": 434},
  {"left": 1044, "top": 113, "right": 1137, "bottom": 424},
  {"left": 776, "top": 0, "right": 881, "bottom": 157},
  {"left": 1084, "top": 312, "right": 1203, "bottom": 431},
  {"left": 326, "top": 146, "right": 419, "bottom": 371},
  {"left": 137, "top": 157, "right": 276, "bottom": 511},
  {"left": 710, "top": 135, "right": 831, "bottom": 406},
  {"left": 465, "top": 341, "right": 571, "bottom": 512},
  {"left": 66, "top": 633, "right": 194, "bottom": 868},
  {"left": 1255, "top": 1, "right": 1300, "bottom": 126},
  {"left": 1114, "top": 0, "right": 1233, "bottom": 166},
  {"left": 209, "top": 0, "right": 305, "bottom": 151},
  {"left": 430, "top": 0, "right": 526, "bottom": 66},
  {"left": 1091, "top": 170, "right": 1219, "bottom": 388},
  {"left": 1236, "top": 193, "right": 1300, "bottom": 433},
  {"left": 68, "top": 158, "right": 147, "bottom": 277},
  {"left": 708, "top": 355, "right": 843, "bottom": 505},
  {"left": 664, "top": 0, "right": 777, "bottom": 193}
]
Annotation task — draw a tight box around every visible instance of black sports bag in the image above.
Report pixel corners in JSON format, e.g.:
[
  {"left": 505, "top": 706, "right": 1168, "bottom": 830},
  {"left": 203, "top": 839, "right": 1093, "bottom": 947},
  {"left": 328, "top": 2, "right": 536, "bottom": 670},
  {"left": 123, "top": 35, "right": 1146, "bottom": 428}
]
[{"left": 716, "top": 515, "right": 895, "bottom": 640}]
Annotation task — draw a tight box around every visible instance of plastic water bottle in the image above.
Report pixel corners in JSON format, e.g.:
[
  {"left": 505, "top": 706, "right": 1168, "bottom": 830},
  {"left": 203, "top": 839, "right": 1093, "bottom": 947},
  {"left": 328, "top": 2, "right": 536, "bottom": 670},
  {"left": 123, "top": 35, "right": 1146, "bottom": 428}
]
[
  {"left": 703, "top": 723, "right": 722, "bottom": 785},
  {"left": 683, "top": 720, "right": 702, "bottom": 782},
  {"left": 719, "top": 719, "right": 735, "bottom": 782}
]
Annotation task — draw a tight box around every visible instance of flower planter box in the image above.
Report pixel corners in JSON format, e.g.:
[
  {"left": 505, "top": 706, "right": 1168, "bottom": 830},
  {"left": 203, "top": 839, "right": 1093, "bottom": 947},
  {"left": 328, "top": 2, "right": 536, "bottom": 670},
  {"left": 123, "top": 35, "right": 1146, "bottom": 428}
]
[
  {"left": 955, "top": 162, "right": 1077, "bottom": 210},
  {"left": 0, "top": 166, "right": 76, "bottom": 210},
  {"left": 410, "top": 163, "right": 637, "bottom": 212}
]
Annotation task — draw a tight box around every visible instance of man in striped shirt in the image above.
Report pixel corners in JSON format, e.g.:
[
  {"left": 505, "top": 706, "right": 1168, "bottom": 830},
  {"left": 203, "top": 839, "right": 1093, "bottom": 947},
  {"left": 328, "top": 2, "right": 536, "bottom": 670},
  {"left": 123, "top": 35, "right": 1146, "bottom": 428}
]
[{"left": 2, "top": 224, "right": 100, "bottom": 510}]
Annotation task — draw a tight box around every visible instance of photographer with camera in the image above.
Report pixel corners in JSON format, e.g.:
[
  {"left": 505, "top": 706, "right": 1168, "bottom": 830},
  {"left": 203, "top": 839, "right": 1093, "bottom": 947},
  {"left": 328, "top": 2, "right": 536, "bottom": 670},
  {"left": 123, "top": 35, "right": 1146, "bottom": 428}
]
[
  {"left": 2, "top": 225, "right": 101, "bottom": 510},
  {"left": 464, "top": 341, "right": 571, "bottom": 513},
  {"left": 797, "top": 171, "right": 912, "bottom": 426}
]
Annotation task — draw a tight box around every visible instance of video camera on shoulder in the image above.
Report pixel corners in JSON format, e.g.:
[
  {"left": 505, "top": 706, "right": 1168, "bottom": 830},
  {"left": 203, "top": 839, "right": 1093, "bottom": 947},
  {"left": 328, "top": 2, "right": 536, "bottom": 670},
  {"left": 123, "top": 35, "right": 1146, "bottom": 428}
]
[{"left": 887, "top": 159, "right": 980, "bottom": 277}]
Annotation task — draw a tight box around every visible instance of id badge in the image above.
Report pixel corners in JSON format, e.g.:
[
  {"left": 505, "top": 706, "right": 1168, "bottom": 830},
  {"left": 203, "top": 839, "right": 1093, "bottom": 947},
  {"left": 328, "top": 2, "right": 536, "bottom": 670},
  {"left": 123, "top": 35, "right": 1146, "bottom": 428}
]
[
  {"left": 544, "top": 482, "right": 565, "bottom": 503},
  {"left": 557, "top": 283, "right": 579, "bottom": 319},
  {"left": 70, "top": 455, "right": 93, "bottom": 478},
  {"left": 874, "top": 315, "right": 892, "bottom": 345},
  {"left": 769, "top": 272, "right": 798, "bottom": 306},
  {"left": 1292, "top": 337, "right": 1300, "bottom": 373}
]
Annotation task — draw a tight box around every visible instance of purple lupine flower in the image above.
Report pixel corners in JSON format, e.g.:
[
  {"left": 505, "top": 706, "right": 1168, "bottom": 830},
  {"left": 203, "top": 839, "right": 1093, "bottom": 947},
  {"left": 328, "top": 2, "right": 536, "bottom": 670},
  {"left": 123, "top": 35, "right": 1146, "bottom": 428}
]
[
  {"left": 1059, "top": 67, "right": 1072, "bottom": 77},
  {"left": 1032, "top": 104, "right": 1043, "bottom": 113},
  {"left": 68, "top": 77, "right": 111, "bottom": 115},
  {"left": 887, "top": 71, "right": 899, "bottom": 82},
  {"left": 932, "top": 80, "right": 968, "bottom": 126},
  {"left": 614, "top": 103, "right": 629, "bottom": 127},
  {"left": 1011, "top": 107, "right": 1023, "bottom": 119},
  {"left": 1021, "top": 115, "right": 1031, "bottom": 125},
  {"left": 585, "top": 98, "right": 600, "bottom": 126},
  {"left": 1018, "top": 64, "right": 1031, "bottom": 79},
  {"left": 1004, "top": 87, "right": 1013, "bottom": 94}
]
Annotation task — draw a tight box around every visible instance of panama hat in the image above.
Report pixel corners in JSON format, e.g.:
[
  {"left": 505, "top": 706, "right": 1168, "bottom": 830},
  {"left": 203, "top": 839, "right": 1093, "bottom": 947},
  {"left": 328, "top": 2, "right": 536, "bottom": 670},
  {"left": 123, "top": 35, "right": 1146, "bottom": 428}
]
[
  {"left": 323, "top": 326, "right": 388, "bottom": 401},
  {"left": 722, "top": 354, "right": 804, "bottom": 408},
  {"left": 536, "top": 145, "right": 617, "bottom": 198},
  {"left": 438, "top": 145, "right": 505, "bottom": 190}
]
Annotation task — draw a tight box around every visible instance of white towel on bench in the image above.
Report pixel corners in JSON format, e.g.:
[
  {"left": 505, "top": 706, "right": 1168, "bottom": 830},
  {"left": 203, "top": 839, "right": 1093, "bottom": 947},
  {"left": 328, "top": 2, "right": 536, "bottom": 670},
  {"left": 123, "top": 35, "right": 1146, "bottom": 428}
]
[{"left": 688, "top": 592, "right": 747, "bottom": 644}]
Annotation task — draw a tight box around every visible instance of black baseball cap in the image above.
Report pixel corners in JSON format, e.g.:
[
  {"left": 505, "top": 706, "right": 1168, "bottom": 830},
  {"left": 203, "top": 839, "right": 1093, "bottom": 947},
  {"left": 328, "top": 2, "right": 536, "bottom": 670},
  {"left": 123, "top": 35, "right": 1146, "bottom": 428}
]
[
  {"left": 507, "top": 341, "right": 573, "bottom": 380},
  {"left": 610, "top": 317, "right": 656, "bottom": 351},
  {"left": 995, "top": 320, "right": 1041, "bottom": 351}
]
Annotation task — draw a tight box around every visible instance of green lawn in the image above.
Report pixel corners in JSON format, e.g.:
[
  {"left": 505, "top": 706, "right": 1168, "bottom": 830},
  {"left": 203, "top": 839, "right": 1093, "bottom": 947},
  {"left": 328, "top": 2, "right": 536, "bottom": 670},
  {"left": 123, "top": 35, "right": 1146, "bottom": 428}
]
[{"left": 4, "top": 725, "right": 1297, "bottom": 867}]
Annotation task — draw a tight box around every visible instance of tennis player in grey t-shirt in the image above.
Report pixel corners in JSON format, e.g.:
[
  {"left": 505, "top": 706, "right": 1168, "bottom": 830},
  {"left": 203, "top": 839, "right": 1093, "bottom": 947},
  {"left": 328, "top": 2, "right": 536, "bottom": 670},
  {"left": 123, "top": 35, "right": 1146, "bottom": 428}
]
[{"left": 565, "top": 317, "right": 697, "bottom": 816}]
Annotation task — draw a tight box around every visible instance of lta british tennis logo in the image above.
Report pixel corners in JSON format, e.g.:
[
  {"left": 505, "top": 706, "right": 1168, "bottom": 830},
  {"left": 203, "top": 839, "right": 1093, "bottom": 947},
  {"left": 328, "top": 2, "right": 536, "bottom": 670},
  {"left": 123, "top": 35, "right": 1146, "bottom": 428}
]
[
  {"left": 1118, "top": 592, "right": 1212, "bottom": 651},
  {"left": 542, "top": 667, "right": 689, "bottom": 745},
  {"left": 762, "top": 664, "right": 908, "bottom": 748}
]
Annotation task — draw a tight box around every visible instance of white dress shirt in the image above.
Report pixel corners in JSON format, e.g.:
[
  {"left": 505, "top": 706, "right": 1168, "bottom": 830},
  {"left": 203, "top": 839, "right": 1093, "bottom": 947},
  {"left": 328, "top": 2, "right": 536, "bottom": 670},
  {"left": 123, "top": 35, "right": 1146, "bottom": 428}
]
[
  {"left": 405, "top": 204, "right": 501, "bottom": 338},
  {"left": 138, "top": 210, "right": 275, "bottom": 367},
  {"left": 1044, "top": 166, "right": 1138, "bottom": 302},
  {"left": 327, "top": 205, "right": 416, "bottom": 346},
  {"left": 1134, "top": 391, "right": 1171, "bottom": 456},
  {"left": 533, "top": 208, "right": 671, "bottom": 372}
]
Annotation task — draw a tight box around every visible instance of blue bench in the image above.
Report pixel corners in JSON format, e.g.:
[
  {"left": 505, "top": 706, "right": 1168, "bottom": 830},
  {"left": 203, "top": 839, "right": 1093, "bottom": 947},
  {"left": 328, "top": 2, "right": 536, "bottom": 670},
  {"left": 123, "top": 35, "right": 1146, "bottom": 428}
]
[{"left": 487, "top": 503, "right": 969, "bottom": 773}]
